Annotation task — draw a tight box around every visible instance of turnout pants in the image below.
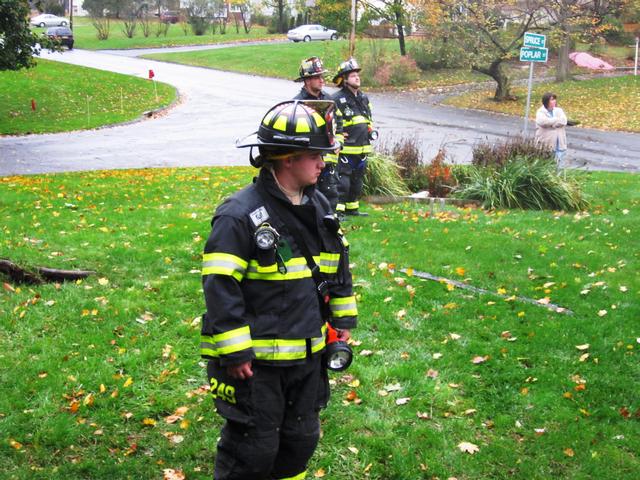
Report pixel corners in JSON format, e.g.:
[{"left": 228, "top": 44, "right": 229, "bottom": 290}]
[
  {"left": 336, "top": 154, "right": 367, "bottom": 214},
  {"left": 208, "top": 356, "right": 329, "bottom": 480},
  {"left": 316, "top": 163, "right": 339, "bottom": 212}
]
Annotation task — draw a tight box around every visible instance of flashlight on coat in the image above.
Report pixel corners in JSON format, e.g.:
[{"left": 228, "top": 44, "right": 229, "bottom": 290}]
[{"left": 325, "top": 323, "right": 353, "bottom": 371}]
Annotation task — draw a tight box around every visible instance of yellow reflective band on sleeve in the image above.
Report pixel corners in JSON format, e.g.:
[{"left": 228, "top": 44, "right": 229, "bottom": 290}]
[
  {"left": 342, "top": 115, "right": 370, "bottom": 127},
  {"left": 247, "top": 257, "right": 312, "bottom": 281},
  {"left": 329, "top": 296, "right": 358, "bottom": 317},
  {"left": 345, "top": 201, "right": 359, "bottom": 211},
  {"left": 202, "top": 253, "right": 248, "bottom": 281},
  {"left": 273, "top": 114, "right": 288, "bottom": 131},
  {"left": 319, "top": 252, "right": 340, "bottom": 274},
  {"left": 275, "top": 470, "right": 307, "bottom": 480},
  {"left": 200, "top": 325, "right": 252, "bottom": 357},
  {"left": 296, "top": 117, "right": 311, "bottom": 133},
  {"left": 335, "top": 133, "right": 344, "bottom": 143},
  {"left": 336, "top": 203, "right": 345, "bottom": 212}
]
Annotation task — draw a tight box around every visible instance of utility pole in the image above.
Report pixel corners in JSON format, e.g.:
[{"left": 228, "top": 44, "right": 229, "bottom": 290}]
[
  {"left": 69, "top": 0, "right": 74, "bottom": 30},
  {"left": 349, "top": 0, "right": 356, "bottom": 56}
]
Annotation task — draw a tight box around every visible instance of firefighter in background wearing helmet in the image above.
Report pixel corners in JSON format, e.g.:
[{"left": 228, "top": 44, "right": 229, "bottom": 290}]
[
  {"left": 293, "top": 56, "right": 341, "bottom": 212},
  {"left": 331, "top": 58, "right": 374, "bottom": 217},
  {"left": 201, "top": 100, "right": 358, "bottom": 480}
]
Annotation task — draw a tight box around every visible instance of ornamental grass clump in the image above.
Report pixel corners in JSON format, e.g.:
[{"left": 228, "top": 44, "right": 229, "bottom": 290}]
[
  {"left": 455, "top": 156, "right": 589, "bottom": 211},
  {"left": 363, "top": 152, "right": 410, "bottom": 197},
  {"left": 455, "top": 136, "right": 589, "bottom": 211}
]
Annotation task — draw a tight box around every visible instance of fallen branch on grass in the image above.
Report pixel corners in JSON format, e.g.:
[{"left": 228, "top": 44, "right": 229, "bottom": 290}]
[
  {"left": 401, "top": 268, "right": 573, "bottom": 315},
  {"left": 0, "top": 258, "right": 96, "bottom": 285}
]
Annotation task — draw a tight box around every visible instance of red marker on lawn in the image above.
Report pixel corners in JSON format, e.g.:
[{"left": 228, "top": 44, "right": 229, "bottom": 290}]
[
  {"left": 148, "top": 69, "right": 155, "bottom": 79},
  {"left": 31, "top": 99, "right": 37, "bottom": 111}
]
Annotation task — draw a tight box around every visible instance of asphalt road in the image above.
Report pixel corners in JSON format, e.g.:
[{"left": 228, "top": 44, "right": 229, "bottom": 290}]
[{"left": 1, "top": 48, "right": 638, "bottom": 176}]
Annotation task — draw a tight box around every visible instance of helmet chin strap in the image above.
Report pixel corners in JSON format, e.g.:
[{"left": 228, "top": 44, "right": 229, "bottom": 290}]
[{"left": 249, "top": 147, "right": 264, "bottom": 168}]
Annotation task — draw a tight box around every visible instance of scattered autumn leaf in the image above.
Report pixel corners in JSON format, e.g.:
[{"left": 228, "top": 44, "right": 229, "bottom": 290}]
[{"left": 457, "top": 441, "right": 480, "bottom": 454}]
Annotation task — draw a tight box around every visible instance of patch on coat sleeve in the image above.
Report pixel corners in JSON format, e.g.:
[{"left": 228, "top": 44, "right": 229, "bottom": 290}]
[
  {"left": 249, "top": 206, "right": 270, "bottom": 227},
  {"left": 339, "top": 97, "right": 346, "bottom": 103}
]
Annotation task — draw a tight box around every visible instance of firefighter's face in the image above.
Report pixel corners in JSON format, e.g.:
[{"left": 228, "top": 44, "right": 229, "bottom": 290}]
[
  {"left": 345, "top": 71, "right": 360, "bottom": 89},
  {"left": 304, "top": 76, "right": 325, "bottom": 97},
  {"left": 291, "top": 151, "right": 325, "bottom": 187}
]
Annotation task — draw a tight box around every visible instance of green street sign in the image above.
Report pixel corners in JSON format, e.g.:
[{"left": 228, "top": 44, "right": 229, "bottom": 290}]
[
  {"left": 524, "top": 32, "right": 546, "bottom": 48},
  {"left": 520, "top": 47, "right": 548, "bottom": 63}
]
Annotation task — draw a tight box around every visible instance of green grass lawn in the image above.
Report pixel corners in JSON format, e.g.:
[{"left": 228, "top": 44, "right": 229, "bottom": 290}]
[
  {"left": 445, "top": 75, "right": 640, "bottom": 133},
  {"left": 0, "top": 59, "right": 175, "bottom": 135},
  {"left": 1, "top": 167, "right": 638, "bottom": 479},
  {"left": 32, "top": 17, "right": 280, "bottom": 50},
  {"left": 144, "top": 38, "right": 521, "bottom": 89}
]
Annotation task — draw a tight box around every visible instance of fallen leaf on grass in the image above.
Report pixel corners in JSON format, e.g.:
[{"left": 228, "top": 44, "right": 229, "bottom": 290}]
[
  {"left": 314, "top": 468, "right": 326, "bottom": 478},
  {"left": 396, "top": 397, "right": 411, "bottom": 405},
  {"left": 564, "top": 448, "right": 575, "bottom": 457},
  {"left": 426, "top": 369, "right": 439, "bottom": 379},
  {"left": 575, "top": 344, "right": 590, "bottom": 350},
  {"left": 597, "top": 310, "right": 607, "bottom": 317},
  {"left": 457, "top": 441, "right": 479, "bottom": 454},
  {"left": 163, "top": 469, "right": 185, "bottom": 480},
  {"left": 471, "top": 355, "right": 489, "bottom": 364},
  {"left": 9, "top": 439, "right": 23, "bottom": 449}
]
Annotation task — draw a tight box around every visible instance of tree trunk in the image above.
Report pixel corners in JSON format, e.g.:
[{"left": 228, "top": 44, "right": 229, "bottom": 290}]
[
  {"left": 277, "top": 0, "right": 285, "bottom": 33},
  {"left": 555, "top": 33, "right": 571, "bottom": 82},
  {"left": 394, "top": 8, "right": 406, "bottom": 56},
  {"left": 473, "top": 58, "right": 513, "bottom": 101}
]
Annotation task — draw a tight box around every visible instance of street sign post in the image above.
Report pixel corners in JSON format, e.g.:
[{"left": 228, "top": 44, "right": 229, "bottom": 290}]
[{"left": 520, "top": 32, "right": 547, "bottom": 135}]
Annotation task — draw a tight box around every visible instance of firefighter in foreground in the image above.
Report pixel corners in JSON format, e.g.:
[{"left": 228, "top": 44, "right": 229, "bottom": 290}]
[
  {"left": 331, "top": 58, "right": 375, "bottom": 217},
  {"left": 293, "top": 56, "right": 341, "bottom": 212},
  {"left": 201, "top": 100, "right": 358, "bottom": 480}
]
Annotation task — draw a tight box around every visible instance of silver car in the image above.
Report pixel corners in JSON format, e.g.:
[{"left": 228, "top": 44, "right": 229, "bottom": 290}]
[
  {"left": 30, "top": 14, "right": 69, "bottom": 28},
  {"left": 287, "top": 24, "right": 338, "bottom": 42}
]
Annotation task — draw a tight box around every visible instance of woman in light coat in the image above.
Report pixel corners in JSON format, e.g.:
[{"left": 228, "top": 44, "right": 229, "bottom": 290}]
[{"left": 535, "top": 92, "right": 567, "bottom": 162}]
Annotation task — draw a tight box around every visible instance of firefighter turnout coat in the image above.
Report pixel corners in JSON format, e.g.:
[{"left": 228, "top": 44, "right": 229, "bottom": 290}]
[
  {"left": 331, "top": 86, "right": 373, "bottom": 156},
  {"left": 201, "top": 168, "right": 358, "bottom": 367}
]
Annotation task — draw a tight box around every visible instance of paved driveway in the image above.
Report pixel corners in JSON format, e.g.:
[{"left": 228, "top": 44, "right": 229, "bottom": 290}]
[{"left": 1, "top": 48, "right": 638, "bottom": 176}]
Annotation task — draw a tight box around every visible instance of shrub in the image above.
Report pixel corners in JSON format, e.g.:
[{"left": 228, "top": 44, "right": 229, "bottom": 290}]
[
  {"left": 408, "top": 37, "right": 469, "bottom": 71},
  {"left": 92, "top": 18, "right": 111, "bottom": 40},
  {"left": 363, "top": 152, "right": 410, "bottom": 197},
  {"left": 388, "top": 55, "right": 420, "bottom": 86},
  {"left": 454, "top": 157, "right": 589, "bottom": 211},
  {"left": 472, "top": 136, "right": 554, "bottom": 169},
  {"left": 422, "top": 149, "right": 456, "bottom": 197}
]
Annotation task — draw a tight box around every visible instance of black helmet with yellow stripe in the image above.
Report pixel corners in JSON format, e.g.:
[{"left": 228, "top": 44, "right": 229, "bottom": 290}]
[
  {"left": 237, "top": 100, "right": 337, "bottom": 166},
  {"left": 295, "top": 56, "right": 328, "bottom": 82},
  {"left": 332, "top": 58, "right": 361, "bottom": 85}
]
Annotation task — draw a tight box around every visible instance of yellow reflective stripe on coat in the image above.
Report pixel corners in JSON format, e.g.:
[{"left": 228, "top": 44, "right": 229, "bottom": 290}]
[
  {"left": 247, "top": 257, "right": 311, "bottom": 280},
  {"left": 247, "top": 254, "right": 339, "bottom": 279},
  {"left": 324, "top": 152, "right": 338, "bottom": 164},
  {"left": 336, "top": 203, "right": 345, "bottom": 212},
  {"left": 319, "top": 252, "right": 340, "bottom": 274},
  {"left": 329, "top": 296, "right": 358, "bottom": 317},
  {"left": 341, "top": 144, "right": 373, "bottom": 155},
  {"left": 200, "top": 326, "right": 252, "bottom": 357},
  {"left": 342, "top": 115, "right": 371, "bottom": 127},
  {"left": 253, "top": 331, "right": 326, "bottom": 360},
  {"left": 202, "top": 252, "right": 248, "bottom": 281},
  {"left": 276, "top": 470, "right": 307, "bottom": 480},
  {"left": 345, "top": 201, "right": 359, "bottom": 210}
]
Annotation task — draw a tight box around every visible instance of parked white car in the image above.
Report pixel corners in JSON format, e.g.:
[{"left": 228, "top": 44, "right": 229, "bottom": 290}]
[
  {"left": 30, "top": 14, "right": 69, "bottom": 28},
  {"left": 287, "top": 24, "right": 338, "bottom": 42}
]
